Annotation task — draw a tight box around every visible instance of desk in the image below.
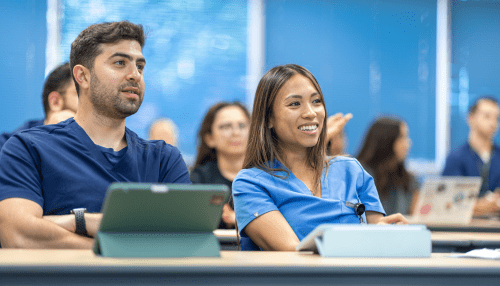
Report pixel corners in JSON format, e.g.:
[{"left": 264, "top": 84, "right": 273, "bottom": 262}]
[
  {"left": 0, "top": 250, "right": 499, "bottom": 285},
  {"left": 431, "top": 232, "right": 500, "bottom": 252},
  {"left": 214, "top": 229, "right": 500, "bottom": 252},
  {"left": 426, "top": 218, "right": 500, "bottom": 232}
]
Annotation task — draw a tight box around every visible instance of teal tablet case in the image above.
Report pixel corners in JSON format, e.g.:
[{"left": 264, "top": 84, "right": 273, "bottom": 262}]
[{"left": 93, "top": 183, "right": 229, "bottom": 258}]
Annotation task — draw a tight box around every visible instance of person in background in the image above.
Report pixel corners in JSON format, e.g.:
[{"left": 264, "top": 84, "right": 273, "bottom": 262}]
[
  {"left": 149, "top": 117, "right": 179, "bottom": 146},
  {"left": 442, "top": 96, "right": 500, "bottom": 216},
  {"left": 0, "top": 63, "right": 78, "bottom": 149},
  {"left": 356, "top": 117, "right": 418, "bottom": 215},
  {"left": 190, "top": 102, "right": 251, "bottom": 229},
  {"left": 232, "top": 64, "right": 407, "bottom": 251},
  {"left": 0, "top": 21, "right": 191, "bottom": 249},
  {"left": 326, "top": 112, "right": 352, "bottom": 156}
]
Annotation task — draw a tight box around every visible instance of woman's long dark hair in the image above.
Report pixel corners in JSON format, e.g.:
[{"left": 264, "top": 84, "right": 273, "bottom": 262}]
[
  {"left": 243, "top": 64, "right": 329, "bottom": 188},
  {"left": 356, "top": 117, "right": 411, "bottom": 197},
  {"left": 193, "top": 101, "right": 251, "bottom": 169}
]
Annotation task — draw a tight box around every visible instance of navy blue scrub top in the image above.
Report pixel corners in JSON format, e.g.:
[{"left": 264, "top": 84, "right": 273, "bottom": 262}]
[{"left": 0, "top": 118, "right": 191, "bottom": 215}]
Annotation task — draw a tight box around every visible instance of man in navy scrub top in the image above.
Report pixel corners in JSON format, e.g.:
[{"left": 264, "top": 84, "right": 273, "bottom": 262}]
[{"left": 0, "top": 21, "right": 191, "bottom": 249}]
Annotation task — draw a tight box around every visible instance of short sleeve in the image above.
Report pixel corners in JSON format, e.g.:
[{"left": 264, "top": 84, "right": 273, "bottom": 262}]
[
  {"left": 0, "top": 134, "right": 44, "bottom": 207},
  {"left": 232, "top": 169, "right": 279, "bottom": 237},
  {"left": 353, "top": 160, "right": 386, "bottom": 215},
  {"left": 160, "top": 145, "right": 191, "bottom": 184}
]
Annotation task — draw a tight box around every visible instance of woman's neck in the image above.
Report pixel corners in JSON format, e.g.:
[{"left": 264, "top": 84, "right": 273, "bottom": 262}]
[
  {"left": 217, "top": 152, "right": 245, "bottom": 181},
  {"left": 282, "top": 149, "right": 321, "bottom": 197}
]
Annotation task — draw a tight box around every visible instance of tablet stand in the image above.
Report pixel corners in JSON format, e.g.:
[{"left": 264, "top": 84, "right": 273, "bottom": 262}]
[{"left": 93, "top": 231, "right": 221, "bottom": 258}]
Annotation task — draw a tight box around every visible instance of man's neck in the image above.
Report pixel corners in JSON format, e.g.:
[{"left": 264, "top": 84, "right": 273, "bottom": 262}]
[
  {"left": 74, "top": 106, "right": 127, "bottom": 151},
  {"left": 217, "top": 153, "right": 245, "bottom": 181},
  {"left": 469, "top": 131, "right": 493, "bottom": 156}
]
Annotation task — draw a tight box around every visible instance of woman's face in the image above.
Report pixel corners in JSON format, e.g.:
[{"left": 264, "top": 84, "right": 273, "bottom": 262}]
[
  {"left": 205, "top": 105, "right": 250, "bottom": 156},
  {"left": 269, "top": 74, "right": 325, "bottom": 155},
  {"left": 393, "top": 123, "right": 412, "bottom": 162}
]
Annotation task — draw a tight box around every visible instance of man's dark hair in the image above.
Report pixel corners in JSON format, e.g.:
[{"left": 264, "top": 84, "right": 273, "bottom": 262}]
[
  {"left": 469, "top": 95, "right": 499, "bottom": 115},
  {"left": 42, "top": 62, "right": 72, "bottom": 117},
  {"left": 70, "top": 21, "right": 146, "bottom": 95}
]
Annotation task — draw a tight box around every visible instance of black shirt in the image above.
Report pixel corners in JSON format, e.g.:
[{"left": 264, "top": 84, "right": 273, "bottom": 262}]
[{"left": 190, "top": 161, "right": 234, "bottom": 229}]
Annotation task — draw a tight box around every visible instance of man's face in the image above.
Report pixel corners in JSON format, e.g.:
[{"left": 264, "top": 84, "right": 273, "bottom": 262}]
[
  {"left": 89, "top": 40, "right": 146, "bottom": 119},
  {"left": 469, "top": 99, "right": 500, "bottom": 140}
]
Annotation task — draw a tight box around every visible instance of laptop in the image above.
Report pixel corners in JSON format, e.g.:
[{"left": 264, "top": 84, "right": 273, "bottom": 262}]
[
  {"left": 93, "top": 183, "right": 230, "bottom": 257},
  {"left": 409, "top": 176, "right": 482, "bottom": 225}
]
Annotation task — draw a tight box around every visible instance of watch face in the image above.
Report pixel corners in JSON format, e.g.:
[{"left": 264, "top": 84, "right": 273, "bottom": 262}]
[{"left": 71, "top": 208, "right": 87, "bottom": 214}]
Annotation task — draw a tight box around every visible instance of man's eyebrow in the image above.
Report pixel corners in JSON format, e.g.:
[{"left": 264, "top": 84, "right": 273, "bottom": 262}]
[{"left": 110, "top": 53, "right": 146, "bottom": 64}]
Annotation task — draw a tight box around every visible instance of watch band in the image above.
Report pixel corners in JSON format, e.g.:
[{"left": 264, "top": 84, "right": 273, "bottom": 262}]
[{"left": 71, "top": 208, "right": 88, "bottom": 236}]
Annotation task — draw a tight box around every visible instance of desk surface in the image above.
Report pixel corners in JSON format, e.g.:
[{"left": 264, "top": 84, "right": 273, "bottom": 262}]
[
  {"left": 1, "top": 250, "right": 499, "bottom": 285},
  {"left": 422, "top": 218, "right": 500, "bottom": 232}
]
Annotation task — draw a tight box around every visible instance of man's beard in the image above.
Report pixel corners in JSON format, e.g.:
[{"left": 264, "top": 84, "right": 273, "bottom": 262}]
[{"left": 89, "top": 73, "right": 144, "bottom": 119}]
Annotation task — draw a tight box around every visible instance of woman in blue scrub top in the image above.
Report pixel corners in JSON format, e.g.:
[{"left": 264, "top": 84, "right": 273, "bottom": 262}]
[{"left": 232, "top": 64, "right": 408, "bottom": 251}]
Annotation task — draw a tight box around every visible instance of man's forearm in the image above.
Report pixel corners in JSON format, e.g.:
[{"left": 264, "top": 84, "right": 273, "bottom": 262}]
[
  {"left": 43, "top": 213, "right": 102, "bottom": 238},
  {"left": 0, "top": 216, "right": 94, "bottom": 249}
]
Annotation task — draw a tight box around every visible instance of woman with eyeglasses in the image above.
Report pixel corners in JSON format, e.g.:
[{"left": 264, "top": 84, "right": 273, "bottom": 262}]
[{"left": 191, "top": 102, "right": 251, "bottom": 229}]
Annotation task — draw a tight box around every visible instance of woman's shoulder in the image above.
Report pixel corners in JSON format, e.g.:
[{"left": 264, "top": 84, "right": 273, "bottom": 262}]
[
  {"left": 234, "top": 166, "right": 276, "bottom": 184},
  {"left": 327, "top": 156, "right": 364, "bottom": 168}
]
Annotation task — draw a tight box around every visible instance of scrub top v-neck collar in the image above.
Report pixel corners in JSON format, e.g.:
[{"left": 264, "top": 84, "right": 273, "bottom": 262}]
[
  {"left": 69, "top": 119, "right": 131, "bottom": 170},
  {"left": 272, "top": 159, "right": 327, "bottom": 198}
]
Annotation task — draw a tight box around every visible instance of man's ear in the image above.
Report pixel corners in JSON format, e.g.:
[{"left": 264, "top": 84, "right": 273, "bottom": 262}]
[
  {"left": 48, "top": 91, "right": 64, "bottom": 112},
  {"left": 73, "top": 64, "right": 90, "bottom": 91},
  {"left": 204, "top": 133, "right": 215, "bottom": 148}
]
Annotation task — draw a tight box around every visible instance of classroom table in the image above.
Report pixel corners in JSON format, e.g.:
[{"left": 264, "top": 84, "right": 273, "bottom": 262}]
[
  {"left": 426, "top": 218, "right": 500, "bottom": 232},
  {"left": 0, "top": 249, "right": 499, "bottom": 285},
  {"left": 214, "top": 229, "right": 500, "bottom": 253}
]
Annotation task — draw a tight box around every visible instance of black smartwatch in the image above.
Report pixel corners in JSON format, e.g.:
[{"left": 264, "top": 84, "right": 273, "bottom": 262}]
[{"left": 70, "top": 208, "right": 88, "bottom": 236}]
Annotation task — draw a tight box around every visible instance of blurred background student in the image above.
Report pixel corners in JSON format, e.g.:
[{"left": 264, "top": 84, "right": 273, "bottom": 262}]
[
  {"left": 356, "top": 116, "right": 418, "bottom": 215},
  {"left": 442, "top": 96, "right": 500, "bottom": 216},
  {"left": 326, "top": 113, "right": 352, "bottom": 156},
  {"left": 0, "top": 63, "right": 78, "bottom": 149},
  {"left": 149, "top": 117, "right": 179, "bottom": 147},
  {"left": 190, "top": 102, "right": 251, "bottom": 229}
]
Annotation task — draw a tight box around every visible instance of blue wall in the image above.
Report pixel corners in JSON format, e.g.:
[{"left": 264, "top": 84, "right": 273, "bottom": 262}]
[
  {"left": 266, "top": 0, "right": 437, "bottom": 160},
  {"left": 1, "top": 0, "right": 47, "bottom": 132},
  {"left": 450, "top": 0, "right": 500, "bottom": 150}
]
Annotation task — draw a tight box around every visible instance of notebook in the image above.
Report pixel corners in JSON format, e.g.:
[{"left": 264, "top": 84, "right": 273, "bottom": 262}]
[{"left": 409, "top": 176, "right": 482, "bottom": 225}]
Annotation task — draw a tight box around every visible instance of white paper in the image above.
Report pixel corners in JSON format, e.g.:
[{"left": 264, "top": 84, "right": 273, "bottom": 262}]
[{"left": 450, "top": 248, "right": 500, "bottom": 260}]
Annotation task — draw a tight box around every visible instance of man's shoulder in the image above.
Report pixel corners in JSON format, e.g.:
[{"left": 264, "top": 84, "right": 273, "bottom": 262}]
[
  {"left": 126, "top": 128, "right": 181, "bottom": 158},
  {"left": 446, "top": 142, "right": 470, "bottom": 160},
  {"left": 15, "top": 118, "right": 75, "bottom": 139}
]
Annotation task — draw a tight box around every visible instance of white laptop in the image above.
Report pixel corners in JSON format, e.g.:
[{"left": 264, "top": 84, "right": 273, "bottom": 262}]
[{"left": 408, "top": 176, "right": 482, "bottom": 225}]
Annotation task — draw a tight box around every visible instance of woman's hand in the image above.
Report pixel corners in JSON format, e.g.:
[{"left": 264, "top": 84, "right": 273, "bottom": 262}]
[
  {"left": 365, "top": 211, "right": 409, "bottom": 225},
  {"left": 376, "top": 213, "right": 409, "bottom": 225},
  {"left": 221, "top": 204, "right": 236, "bottom": 228},
  {"left": 326, "top": 113, "right": 352, "bottom": 142}
]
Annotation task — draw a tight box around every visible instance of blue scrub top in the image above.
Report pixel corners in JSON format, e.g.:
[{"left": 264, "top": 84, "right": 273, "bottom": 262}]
[
  {"left": 442, "top": 142, "right": 500, "bottom": 197},
  {"left": 0, "top": 119, "right": 44, "bottom": 150},
  {"left": 0, "top": 118, "right": 191, "bottom": 215},
  {"left": 233, "top": 157, "right": 385, "bottom": 241}
]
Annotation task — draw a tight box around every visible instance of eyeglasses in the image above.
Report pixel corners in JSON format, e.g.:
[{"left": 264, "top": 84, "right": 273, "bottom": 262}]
[{"left": 217, "top": 122, "right": 249, "bottom": 136}]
